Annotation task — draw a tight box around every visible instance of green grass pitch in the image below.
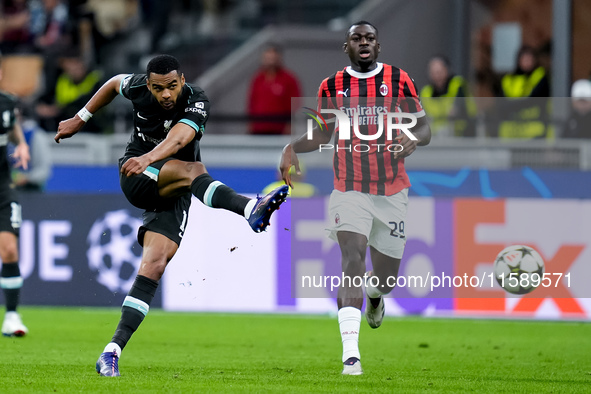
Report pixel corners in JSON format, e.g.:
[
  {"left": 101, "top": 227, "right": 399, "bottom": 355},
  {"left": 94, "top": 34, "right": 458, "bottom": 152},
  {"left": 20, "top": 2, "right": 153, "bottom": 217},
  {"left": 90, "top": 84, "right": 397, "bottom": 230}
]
[{"left": 1, "top": 307, "right": 590, "bottom": 393}]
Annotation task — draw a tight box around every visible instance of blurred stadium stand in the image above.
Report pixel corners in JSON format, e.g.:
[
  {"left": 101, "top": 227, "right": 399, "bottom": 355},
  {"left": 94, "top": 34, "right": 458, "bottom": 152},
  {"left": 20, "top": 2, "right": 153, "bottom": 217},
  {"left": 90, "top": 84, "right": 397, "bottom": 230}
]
[
  {"left": 197, "top": 0, "right": 473, "bottom": 135},
  {"left": 29, "top": 0, "right": 590, "bottom": 190},
  {"left": 50, "top": 133, "right": 591, "bottom": 170}
]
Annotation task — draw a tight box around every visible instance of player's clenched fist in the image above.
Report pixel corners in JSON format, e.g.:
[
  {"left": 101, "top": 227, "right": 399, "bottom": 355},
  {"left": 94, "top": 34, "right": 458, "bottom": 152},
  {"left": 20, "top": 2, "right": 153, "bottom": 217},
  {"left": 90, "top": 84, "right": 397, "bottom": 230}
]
[
  {"left": 120, "top": 156, "right": 150, "bottom": 177},
  {"left": 393, "top": 133, "right": 418, "bottom": 159}
]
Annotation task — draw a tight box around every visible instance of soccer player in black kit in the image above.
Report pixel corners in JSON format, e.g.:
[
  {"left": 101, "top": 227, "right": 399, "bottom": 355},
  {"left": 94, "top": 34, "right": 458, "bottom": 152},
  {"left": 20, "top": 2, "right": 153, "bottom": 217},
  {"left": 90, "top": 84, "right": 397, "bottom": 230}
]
[
  {"left": 55, "top": 55, "right": 288, "bottom": 376},
  {"left": 0, "top": 64, "right": 30, "bottom": 337}
]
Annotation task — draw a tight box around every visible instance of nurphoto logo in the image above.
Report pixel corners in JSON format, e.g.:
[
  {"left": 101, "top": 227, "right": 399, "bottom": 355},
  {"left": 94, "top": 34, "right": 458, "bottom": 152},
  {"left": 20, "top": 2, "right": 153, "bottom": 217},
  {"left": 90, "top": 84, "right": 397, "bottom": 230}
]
[{"left": 303, "top": 106, "right": 417, "bottom": 153}]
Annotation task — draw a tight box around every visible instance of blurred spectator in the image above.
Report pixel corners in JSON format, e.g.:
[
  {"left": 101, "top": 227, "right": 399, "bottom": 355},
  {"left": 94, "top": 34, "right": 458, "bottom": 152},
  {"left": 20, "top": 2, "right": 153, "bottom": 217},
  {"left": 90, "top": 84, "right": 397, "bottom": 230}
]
[
  {"left": 10, "top": 118, "right": 51, "bottom": 191},
  {"left": 563, "top": 79, "right": 591, "bottom": 139},
  {"left": 0, "top": 0, "right": 33, "bottom": 53},
  {"left": 82, "top": 0, "right": 140, "bottom": 62},
  {"left": 35, "top": 52, "right": 103, "bottom": 132},
  {"left": 29, "top": 0, "right": 69, "bottom": 51},
  {"left": 501, "top": 46, "right": 550, "bottom": 98},
  {"left": 29, "top": 0, "right": 71, "bottom": 98},
  {"left": 420, "top": 55, "right": 477, "bottom": 137},
  {"left": 247, "top": 45, "right": 301, "bottom": 135},
  {"left": 199, "top": 0, "right": 237, "bottom": 37},
  {"left": 139, "top": 0, "right": 171, "bottom": 53},
  {"left": 497, "top": 46, "right": 551, "bottom": 139},
  {"left": 85, "top": 0, "right": 139, "bottom": 39}
]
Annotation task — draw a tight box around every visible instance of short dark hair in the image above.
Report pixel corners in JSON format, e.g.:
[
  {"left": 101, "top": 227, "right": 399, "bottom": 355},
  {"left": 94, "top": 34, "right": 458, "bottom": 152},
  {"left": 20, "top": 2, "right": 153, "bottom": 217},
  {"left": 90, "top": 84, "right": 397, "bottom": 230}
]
[
  {"left": 346, "top": 21, "right": 378, "bottom": 39},
  {"left": 146, "top": 55, "right": 181, "bottom": 76}
]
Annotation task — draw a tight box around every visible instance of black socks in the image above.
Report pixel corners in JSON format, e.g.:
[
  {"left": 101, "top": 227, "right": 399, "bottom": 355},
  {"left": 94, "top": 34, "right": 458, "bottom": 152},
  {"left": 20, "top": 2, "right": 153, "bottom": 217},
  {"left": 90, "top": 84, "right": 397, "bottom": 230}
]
[
  {"left": 111, "top": 275, "right": 159, "bottom": 350},
  {"left": 190, "top": 174, "right": 250, "bottom": 216},
  {"left": 1, "top": 263, "right": 22, "bottom": 312}
]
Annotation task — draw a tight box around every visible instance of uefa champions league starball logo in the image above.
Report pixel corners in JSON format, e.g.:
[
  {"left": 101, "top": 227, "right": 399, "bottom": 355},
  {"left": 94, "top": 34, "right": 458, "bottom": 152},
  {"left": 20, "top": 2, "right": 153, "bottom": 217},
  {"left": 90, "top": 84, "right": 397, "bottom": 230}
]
[{"left": 87, "top": 210, "right": 142, "bottom": 293}]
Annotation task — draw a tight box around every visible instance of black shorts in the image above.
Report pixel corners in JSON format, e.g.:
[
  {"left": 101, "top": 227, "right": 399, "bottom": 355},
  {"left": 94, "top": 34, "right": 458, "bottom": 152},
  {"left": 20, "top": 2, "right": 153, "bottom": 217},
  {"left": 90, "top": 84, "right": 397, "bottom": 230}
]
[
  {"left": 119, "top": 157, "right": 191, "bottom": 246},
  {"left": 0, "top": 188, "right": 21, "bottom": 236}
]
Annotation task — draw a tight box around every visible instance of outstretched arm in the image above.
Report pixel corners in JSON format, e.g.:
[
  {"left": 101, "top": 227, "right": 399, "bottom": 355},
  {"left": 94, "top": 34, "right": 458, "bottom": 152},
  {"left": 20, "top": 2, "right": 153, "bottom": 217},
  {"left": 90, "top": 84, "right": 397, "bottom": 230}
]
[{"left": 54, "top": 74, "right": 127, "bottom": 143}]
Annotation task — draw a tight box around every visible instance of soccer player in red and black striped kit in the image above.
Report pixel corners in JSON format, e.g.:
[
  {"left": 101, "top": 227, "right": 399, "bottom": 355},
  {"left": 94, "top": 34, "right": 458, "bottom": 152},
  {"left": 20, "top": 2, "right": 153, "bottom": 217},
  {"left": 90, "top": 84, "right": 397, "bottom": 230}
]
[{"left": 280, "top": 21, "right": 431, "bottom": 375}]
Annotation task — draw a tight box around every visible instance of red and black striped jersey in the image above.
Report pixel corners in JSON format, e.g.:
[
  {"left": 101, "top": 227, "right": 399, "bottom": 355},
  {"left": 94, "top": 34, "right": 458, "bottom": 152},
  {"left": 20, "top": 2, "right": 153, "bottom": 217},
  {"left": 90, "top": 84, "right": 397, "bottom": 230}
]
[{"left": 317, "top": 62, "right": 425, "bottom": 196}]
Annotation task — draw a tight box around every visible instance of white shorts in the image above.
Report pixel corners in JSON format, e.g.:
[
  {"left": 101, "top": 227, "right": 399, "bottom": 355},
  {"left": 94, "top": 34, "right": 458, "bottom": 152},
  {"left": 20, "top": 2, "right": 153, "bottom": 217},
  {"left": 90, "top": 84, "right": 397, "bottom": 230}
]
[{"left": 326, "top": 189, "right": 409, "bottom": 259}]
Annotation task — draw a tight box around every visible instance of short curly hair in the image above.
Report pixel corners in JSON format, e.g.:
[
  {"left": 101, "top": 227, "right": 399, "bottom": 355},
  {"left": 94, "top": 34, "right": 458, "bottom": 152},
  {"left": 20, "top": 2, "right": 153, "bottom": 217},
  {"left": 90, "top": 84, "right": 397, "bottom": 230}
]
[
  {"left": 146, "top": 55, "right": 181, "bottom": 76},
  {"left": 346, "top": 21, "right": 378, "bottom": 39}
]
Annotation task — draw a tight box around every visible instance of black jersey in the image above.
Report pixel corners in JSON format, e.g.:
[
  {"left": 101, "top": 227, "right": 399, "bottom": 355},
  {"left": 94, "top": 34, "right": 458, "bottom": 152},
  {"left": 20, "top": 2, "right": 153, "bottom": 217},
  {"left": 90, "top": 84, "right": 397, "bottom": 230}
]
[
  {"left": 119, "top": 74, "right": 210, "bottom": 162},
  {"left": 0, "top": 91, "right": 18, "bottom": 188}
]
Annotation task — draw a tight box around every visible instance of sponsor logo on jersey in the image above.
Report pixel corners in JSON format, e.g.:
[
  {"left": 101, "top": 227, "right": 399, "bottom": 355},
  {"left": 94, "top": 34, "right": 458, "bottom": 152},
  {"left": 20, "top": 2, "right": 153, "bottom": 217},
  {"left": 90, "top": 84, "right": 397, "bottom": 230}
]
[
  {"left": 138, "top": 132, "right": 165, "bottom": 145},
  {"left": 185, "top": 107, "right": 207, "bottom": 117}
]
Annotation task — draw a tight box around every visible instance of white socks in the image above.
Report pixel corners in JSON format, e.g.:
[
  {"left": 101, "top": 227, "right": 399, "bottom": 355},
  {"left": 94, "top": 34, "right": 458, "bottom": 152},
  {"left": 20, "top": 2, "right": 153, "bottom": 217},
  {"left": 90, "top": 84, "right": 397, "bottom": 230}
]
[
  {"left": 366, "top": 272, "right": 392, "bottom": 298},
  {"left": 338, "top": 307, "right": 361, "bottom": 362},
  {"left": 244, "top": 199, "right": 256, "bottom": 219},
  {"left": 365, "top": 280, "right": 386, "bottom": 299},
  {"left": 103, "top": 342, "right": 122, "bottom": 358}
]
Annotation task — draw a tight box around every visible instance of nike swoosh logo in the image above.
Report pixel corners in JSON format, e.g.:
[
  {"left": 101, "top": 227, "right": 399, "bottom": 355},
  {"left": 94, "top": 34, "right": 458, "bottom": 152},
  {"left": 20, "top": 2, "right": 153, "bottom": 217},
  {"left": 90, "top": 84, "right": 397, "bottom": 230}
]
[{"left": 137, "top": 113, "right": 148, "bottom": 120}]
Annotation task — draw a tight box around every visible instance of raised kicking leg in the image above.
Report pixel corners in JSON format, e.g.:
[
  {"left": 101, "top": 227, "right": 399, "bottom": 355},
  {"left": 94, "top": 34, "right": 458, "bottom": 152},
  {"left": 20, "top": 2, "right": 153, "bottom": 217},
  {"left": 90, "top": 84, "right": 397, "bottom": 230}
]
[{"left": 156, "top": 160, "right": 288, "bottom": 232}]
